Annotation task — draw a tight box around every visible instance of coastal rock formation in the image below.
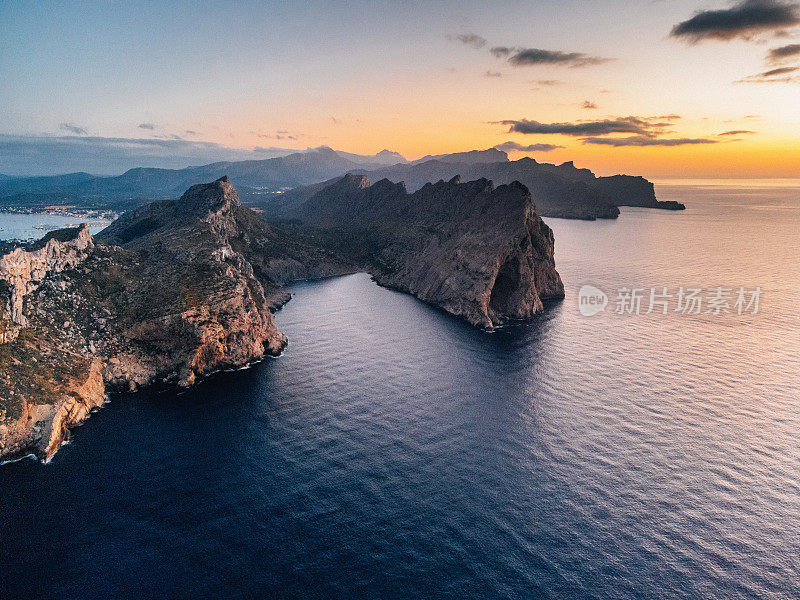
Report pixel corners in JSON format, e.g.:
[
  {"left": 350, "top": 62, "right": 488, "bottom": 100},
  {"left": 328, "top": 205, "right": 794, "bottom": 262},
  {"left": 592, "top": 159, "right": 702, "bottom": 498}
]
[
  {"left": 0, "top": 177, "right": 293, "bottom": 461},
  {"left": 1, "top": 174, "right": 563, "bottom": 461},
  {"left": 290, "top": 174, "right": 565, "bottom": 328},
  {"left": 594, "top": 175, "right": 685, "bottom": 210},
  {"left": 269, "top": 157, "right": 622, "bottom": 220},
  {"left": 0, "top": 224, "right": 94, "bottom": 327}
]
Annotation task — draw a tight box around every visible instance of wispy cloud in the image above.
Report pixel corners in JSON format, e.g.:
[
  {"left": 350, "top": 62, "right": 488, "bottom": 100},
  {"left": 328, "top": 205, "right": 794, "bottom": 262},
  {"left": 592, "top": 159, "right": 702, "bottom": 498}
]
[
  {"left": 492, "top": 46, "right": 611, "bottom": 68},
  {"left": 735, "top": 64, "right": 799, "bottom": 81},
  {"left": 59, "top": 123, "right": 87, "bottom": 135},
  {"left": 531, "top": 79, "right": 564, "bottom": 86},
  {"left": 767, "top": 42, "right": 800, "bottom": 60},
  {"left": 451, "top": 33, "right": 610, "bottom": 69},
  {"left": 494, "top": 141, "right": 564, "bottom": 152},
  {"left": 671, "top": 0, "right": 800, "bottom": 42},
  {"left": 138, "top": 122, "right": 156, "bottom": 130},
  {"left": 496, "top": 114, "right": 719, "bottom": 148},
  {"left": 484, "top": 70, "right": 503, "bottom": 77},
  {"left": 447, "top": 33, "right": 487, "bottom": 49},
  {"left": 581, "top": 101, "right": 599, "bottom": 109},
  {"left": 498, "top": 116, "right": 671, "bottom": 136},
  {"left": 581, "top": 136, "right": 720, "bottom": 146},
  {"left": 718, "top": 129, "right": 757, "bottom": 135}
]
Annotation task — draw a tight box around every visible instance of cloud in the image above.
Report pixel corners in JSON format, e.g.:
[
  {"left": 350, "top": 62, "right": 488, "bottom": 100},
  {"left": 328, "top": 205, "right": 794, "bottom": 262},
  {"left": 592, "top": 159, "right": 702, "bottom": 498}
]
[
  {"left": 255, "top": 130, "right": 300, "bottom": 140},
  {"left": 138, "top": 122, "right": 156, "bottom": 130},
  {"left": 494, "top": 141, "right": 564, "bottom": 152},
  {"left": 532, "top": 79, "right": 564, "bottom": 86},
  {"left": 484, "top": 70, "right": 503, "bottom": 77},
  {"left": 499, "top": 47, "right": 610, "bottom": 68},
  {"left": 671, "top": 0, "right": 800, "bottom": 42},
  {"left": 581, "top": 136, "right": 721, "bottom": 146},
  {"left": 735, "top": 64, "right": 800, "bottom": 81},
  {"left": 490, "top": 46, "right": 513, "bottom": 58},
  {"left": 59, "top": 123, "right": 87, "bottom": 135},
  {"left": 0, "top": 134, "right": 299, "bottom": 176},
  {"left": 184, "top": 130, "right": 197, "bottom": 136},
  {"left": 759, "top": 65, "right": 799, "bottom": 75},
  {"left": 498, "top": 116, "right": 671, "bottom": 136},
  {"left": 448, "top": 32, "right": 487, "bottom": 49},
  {"left": 718, "top": 129, "right": 757, "bottom": 134},
  {"left": 581, "top": 101, "right": 599, "bottom": 109},
  {"left": 767, "top": 42, "right": 800, "bottom": 60}
]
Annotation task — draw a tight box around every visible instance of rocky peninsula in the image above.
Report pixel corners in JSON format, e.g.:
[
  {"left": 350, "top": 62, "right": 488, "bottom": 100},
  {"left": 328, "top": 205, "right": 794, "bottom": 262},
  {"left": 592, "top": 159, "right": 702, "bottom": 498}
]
[{"left": 0, "top": 175, "right": 562, "bottom": 462}]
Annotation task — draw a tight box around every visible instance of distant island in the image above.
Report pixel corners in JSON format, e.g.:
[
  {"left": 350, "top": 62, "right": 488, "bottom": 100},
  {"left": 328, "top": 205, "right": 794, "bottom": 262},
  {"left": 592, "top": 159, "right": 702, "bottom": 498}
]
[
  {"left": 0, "top": 147, "right": 684, "bottom": 220},
  {"left": 1, "top": 175, "right": 562, "bottom": 462}
]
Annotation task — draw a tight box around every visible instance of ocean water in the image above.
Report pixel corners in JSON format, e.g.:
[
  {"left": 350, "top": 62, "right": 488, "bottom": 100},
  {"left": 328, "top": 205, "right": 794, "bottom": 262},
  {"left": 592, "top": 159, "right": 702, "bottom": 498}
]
[
  {"left": 0, "top": 212, "right": 111, "bottom": 241},
  {"left": 2, "top": 182, "right": 799, "bottom": 599}
]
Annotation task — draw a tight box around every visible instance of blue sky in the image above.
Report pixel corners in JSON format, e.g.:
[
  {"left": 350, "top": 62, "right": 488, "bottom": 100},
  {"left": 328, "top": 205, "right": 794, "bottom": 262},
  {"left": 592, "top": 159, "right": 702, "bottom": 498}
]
[{"left": 1, "top": 0, "right": 798, "bottom": 176}]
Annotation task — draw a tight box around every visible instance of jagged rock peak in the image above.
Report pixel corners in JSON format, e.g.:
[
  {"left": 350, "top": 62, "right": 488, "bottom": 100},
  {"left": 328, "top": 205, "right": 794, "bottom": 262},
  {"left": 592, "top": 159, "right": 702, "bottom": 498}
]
[
  {"left": 371, "top": 177, "right": 406, "bottom": 193},
  {"left": 337, "top": 173, "right": 371, "bottom": 189},
  {"left": 180, "top": 174, "right": 241, "bottom": 214}
]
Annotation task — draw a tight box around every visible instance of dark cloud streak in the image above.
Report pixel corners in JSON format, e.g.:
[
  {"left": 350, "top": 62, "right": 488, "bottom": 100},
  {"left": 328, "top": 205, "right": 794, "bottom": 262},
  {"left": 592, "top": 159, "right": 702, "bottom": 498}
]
[
  {"left": 499, "top": 116, "right": 669, "bottom": 136},
  {"left": 671, "top": 0, "right": 800, "bottom": 42},
  {"left": 767, "top": 42, "right": 800, "bottom": 60},
  {"left": 735, "top": 64, "right": 799, "bottom": 81},
  {"left": 581, "top": 136, "right": 721, "bottom": 147},
  {"left": 505, "top": 48, "right": 611, "bottom": 68},
  {"left": 494, "top": 141, "right": 564, "bottom": 152}
]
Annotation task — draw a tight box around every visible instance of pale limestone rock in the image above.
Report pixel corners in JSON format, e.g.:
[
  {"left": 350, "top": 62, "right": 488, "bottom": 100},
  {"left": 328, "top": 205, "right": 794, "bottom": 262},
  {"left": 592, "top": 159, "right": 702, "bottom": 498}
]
[{"left": 0, "top": 224, "right": 93, "bottom": 326}]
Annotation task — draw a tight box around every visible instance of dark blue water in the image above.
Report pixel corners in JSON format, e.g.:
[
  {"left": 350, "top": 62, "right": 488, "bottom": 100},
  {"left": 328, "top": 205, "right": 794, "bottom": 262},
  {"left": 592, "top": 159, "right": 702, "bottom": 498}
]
[{"left": 2, "top": 183, "right": 799, "bottom": 599}]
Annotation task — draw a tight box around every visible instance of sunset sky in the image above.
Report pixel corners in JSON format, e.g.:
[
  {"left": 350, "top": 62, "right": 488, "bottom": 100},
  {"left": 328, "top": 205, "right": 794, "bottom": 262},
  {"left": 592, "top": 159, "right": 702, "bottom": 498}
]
[{"left": 1, "top": 0, "right": 799, "bottom": 177}]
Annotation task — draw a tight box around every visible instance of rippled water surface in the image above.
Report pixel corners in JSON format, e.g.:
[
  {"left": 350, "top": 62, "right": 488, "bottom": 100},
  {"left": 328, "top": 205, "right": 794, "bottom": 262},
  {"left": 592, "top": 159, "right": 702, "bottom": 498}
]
[{"left": 2, "top": 182, "right": 799, "bottom": 599}]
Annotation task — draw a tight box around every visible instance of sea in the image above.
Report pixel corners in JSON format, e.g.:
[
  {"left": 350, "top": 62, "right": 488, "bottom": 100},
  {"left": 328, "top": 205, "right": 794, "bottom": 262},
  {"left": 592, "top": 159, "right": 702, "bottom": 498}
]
[
  {"left": 1, "top": 181, "right": 799, "bottom": 599},
  {"left": 0, "top": 212, "right": 112, "bottom": 242}
]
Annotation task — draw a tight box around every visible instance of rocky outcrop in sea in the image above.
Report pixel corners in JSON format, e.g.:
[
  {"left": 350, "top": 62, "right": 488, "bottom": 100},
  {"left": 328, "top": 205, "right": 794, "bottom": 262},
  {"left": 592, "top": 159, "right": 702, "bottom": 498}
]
[
  {"left": 0, "top": 174, "right": 564, "bottom": 461},
  {"left": 0, "top": 178, "right": 288, "bottom": 461},
  {"left": 289, "top": 174, "right": 565, "bottom": 328}
]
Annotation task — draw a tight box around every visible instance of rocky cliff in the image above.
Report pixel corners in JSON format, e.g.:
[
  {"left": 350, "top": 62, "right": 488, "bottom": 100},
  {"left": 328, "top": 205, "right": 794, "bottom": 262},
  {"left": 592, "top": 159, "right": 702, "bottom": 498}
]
[
  {"left": 0, "top": 224, "right": 94, "bottom": 328},
  {"left": 290, "top": 174, "right": 565, "bottom": 328},
  {"left": 1, "top": 174, "right": 564, "bottom": 461},
  {"left": 594, "top": 175, "right": 685, "bottom": 210},
  {"left": 0, "top": 177, "right": 296, "bottom": 461},
  {"left": 268, "top": 157, "right": 621, "bottom": 220}
]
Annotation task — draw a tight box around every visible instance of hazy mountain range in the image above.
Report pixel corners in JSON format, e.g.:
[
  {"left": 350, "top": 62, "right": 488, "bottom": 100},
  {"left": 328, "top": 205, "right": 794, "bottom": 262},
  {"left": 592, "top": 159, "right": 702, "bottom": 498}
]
[
  {"left": 0, "top": 146, "right": 682, "bottom": 219},
  {"left": 0, "top": 146, "right": 406, "bottom": 209}
]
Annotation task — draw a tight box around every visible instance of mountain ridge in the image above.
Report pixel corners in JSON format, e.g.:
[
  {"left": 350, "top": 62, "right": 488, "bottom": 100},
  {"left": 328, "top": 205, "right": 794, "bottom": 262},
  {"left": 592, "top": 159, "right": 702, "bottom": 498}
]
[{"left": 1, "top": 174, "right": 564, "bottom": 460}]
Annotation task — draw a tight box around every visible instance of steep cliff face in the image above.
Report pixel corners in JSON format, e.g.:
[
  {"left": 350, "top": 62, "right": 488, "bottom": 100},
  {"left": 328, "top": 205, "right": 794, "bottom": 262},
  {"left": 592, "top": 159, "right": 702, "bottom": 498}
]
[
  {"left": 269, "top": 159, "right": 621, "bottom": 221},
  {"left": 1, "top": 174, "right": 565, "bottom": 461},
  {"left": 595, "top": 175, "right": 685, "bottom": 210},
  {"left": 0, "top": 177, "right": 292, "bottom": 461},
  {"left": 0, "top": 224, "right": 94, "bottom": 328},
  {"left": 292, "top": 174, "right": 565, "bottom": 328}
]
